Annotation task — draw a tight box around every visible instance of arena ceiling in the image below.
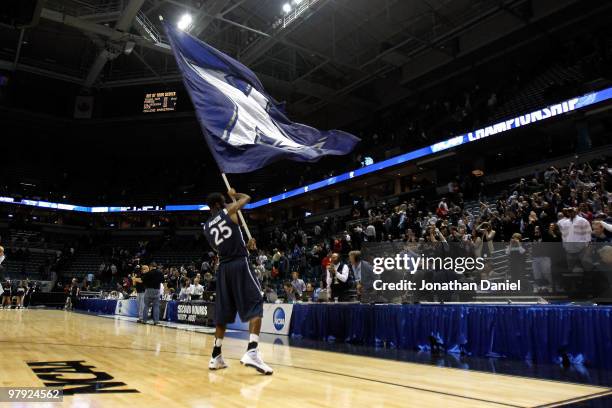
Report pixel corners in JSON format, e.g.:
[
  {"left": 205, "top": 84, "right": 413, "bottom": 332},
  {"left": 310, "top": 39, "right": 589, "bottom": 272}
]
[{"left": 0, "top": 0, "right": 604, "bottom": 125}]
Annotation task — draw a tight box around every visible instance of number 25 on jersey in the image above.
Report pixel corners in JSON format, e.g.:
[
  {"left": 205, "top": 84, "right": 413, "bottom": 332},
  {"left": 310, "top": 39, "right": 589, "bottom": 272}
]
[{"left": 210, "top": 220, "right": 233, "bottom": 245}]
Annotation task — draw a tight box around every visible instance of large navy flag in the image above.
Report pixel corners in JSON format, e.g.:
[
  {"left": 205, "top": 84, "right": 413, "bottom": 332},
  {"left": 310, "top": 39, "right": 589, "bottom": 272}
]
[{"left": 164, "top": 24, "right": 360, "bottom": 173}]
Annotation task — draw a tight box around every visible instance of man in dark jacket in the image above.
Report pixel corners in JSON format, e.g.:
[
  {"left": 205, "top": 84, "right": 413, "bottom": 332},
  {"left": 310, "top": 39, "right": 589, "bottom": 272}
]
[
  {"left": 141, "top": 262, "right": 164, "bottom": 324},
  {"left": 349, "top": 250, "right": 373, "bottom": 302},
  {"left": 132, "top": 265, "right": 148, "bottom": 323}
]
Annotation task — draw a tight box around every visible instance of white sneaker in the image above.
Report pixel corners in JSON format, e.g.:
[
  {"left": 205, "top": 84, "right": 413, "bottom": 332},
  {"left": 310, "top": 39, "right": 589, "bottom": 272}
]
[
  {"left": 208, "top": 354, "right": 228, "bottom": 370},
  {"left": 240, "top": 349, "right": 273, "bottom": 375}
]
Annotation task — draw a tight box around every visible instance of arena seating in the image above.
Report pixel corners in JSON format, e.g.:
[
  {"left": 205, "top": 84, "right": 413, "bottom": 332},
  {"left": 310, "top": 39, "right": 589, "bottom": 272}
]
[
  {"left": 491, "top": 63, "right": 585, "bottom": 122},
  {"left": 62, "top": 249, "right": 104, "bottom": 280},
  {"left": 1, "top": 146, "right": 610, "bottom": 305},
  {"left": 2, "top": 249, "right": 52, "bottom": 280}
]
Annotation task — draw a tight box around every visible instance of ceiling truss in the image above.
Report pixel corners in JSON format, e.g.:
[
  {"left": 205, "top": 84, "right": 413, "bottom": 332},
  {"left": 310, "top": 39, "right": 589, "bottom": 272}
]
[{"left": 0, "top": 0, "right": 591, "bottom": 123}]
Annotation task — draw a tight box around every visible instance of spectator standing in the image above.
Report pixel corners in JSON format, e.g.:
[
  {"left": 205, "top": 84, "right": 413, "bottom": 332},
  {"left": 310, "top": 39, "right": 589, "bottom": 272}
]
[
  {"left": 557, "top": 207, "right": 593, "bottom": 273},
  {"left": 506, "top": 233, "right": 527, "bottom": 282},
  {"left": 348, "top": 250, "right": 372, "bottom": 284},
  {"left": 531, "top": 227, "right": 552, "bottom": 292},
  {"left": 278, "top": 250, "right": 289, "bottom": 278},
  {"left": 349, "top": 250, "right": 372, "bottom": 301},
  {"left": 141, "top": 263, "right": 164, "bottom": 324},
  {"left": 132, "top": 265, "right": 148, "bottom": 323},
  {"left": 326, "top": 253, "right": 350, "bottom": 301}
]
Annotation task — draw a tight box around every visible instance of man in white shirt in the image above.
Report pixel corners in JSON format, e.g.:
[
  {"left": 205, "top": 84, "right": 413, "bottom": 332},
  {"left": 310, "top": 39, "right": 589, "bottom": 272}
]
[
  {"left": 558, "top": 209, "right": 592, "bottom": 245},
  {"left": 326, "top": 253, "right": 350, "bottom": 301},
  {"left": 557, "top": 207, "right": 593, "bottom": 273},
  {"left": 190, "top": 277, "right": 205, "bottom": 300}
]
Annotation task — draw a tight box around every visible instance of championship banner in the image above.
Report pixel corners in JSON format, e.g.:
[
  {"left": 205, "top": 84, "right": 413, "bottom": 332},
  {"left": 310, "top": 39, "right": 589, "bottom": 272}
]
[{"left": 176, "top": 301, "right": 215, "bottom": 326}]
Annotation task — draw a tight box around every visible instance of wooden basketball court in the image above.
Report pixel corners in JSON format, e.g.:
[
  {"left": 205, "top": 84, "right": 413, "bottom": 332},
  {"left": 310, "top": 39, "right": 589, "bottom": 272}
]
[{"left": 0, "top": 309, "right": 610, "bottom": 407}]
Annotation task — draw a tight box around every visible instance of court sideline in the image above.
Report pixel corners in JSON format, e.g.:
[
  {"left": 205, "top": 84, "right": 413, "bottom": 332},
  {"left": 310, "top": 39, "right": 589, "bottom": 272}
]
[{"left": 0, "top": 310, "right": 610, "bottom": 407}]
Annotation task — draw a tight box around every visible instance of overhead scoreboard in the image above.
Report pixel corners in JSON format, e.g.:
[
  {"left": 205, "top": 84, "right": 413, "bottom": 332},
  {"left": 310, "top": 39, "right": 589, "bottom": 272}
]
[{"left": 143, "top": 91, "right": 177, "bottom": 113}]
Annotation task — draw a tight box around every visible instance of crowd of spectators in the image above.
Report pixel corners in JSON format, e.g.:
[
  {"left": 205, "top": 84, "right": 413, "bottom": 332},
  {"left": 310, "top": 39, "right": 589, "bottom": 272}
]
[
  {"left": 85, "top": 155, "right": 610, "bottom": 303},
  {"left": 248, "top": 157, "right": 612, "bottom": 301},
  {"left": 2, "top": 154, "right": 611, "bottom": 305},
  {"left": 78, "top": 237, "right": 217, "bottom": 303}
]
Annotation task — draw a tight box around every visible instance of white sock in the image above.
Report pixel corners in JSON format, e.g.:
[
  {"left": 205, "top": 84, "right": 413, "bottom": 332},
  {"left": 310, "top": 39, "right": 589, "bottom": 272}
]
[
  {"left": 249, "top": 333, "right": 259, "bottom": 343},
  {"left": 214, "top": 338, "right": 223, "bottom": 347}
]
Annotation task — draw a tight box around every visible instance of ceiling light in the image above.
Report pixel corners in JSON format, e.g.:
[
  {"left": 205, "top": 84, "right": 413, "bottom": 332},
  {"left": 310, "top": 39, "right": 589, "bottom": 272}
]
[
  {"left": 282, "top": 3, "right": 292, "bottom": 13},
  {"left": 177, "top": 13, "right": 193, "bottom": 30}
]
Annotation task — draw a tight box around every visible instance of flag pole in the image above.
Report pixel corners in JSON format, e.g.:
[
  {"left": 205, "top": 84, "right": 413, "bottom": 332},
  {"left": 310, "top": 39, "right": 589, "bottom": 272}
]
[
  {"left": 220, "top": 172, "right": 253, "bottom": 241},
  {"left": 161, "top": 20, "right": 249, "bottom": 243}
]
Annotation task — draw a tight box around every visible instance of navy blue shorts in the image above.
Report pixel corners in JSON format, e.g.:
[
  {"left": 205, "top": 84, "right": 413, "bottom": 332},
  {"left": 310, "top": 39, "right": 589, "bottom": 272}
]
[{"left": 215, "top": 257, "right": 263, "bottom": 325}]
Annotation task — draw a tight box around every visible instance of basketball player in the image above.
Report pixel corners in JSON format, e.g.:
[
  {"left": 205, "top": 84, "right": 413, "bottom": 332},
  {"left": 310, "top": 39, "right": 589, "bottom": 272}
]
[{"left": 203, "top": 188, "right": 273, "bottom": 375}]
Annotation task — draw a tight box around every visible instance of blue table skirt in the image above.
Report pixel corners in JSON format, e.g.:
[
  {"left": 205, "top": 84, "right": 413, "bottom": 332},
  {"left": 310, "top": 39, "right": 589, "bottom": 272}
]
[
  {"left": 77, "top": 298, "right": 181, "bottom": 322},
  {"left": 77, "top": 298, "right": 118, "bottom": 315},
  {"left": 290, "top": 304, "right": 612, "bottom": 368}
]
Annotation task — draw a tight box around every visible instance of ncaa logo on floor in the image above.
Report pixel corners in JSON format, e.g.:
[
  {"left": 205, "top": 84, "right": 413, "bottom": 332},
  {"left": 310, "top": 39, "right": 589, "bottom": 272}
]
[{"left": 273, "top": 307, "right": 285, "bottom": 331}]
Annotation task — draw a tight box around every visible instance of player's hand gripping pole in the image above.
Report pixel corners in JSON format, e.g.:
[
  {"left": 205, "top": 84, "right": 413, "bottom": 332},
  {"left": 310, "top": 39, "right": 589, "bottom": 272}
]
[{"left": 220, "top": 173, "right": 253, "bottom": 241}]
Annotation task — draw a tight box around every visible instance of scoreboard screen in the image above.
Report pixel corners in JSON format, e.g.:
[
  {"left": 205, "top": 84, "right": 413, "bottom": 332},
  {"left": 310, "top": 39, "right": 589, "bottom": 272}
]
[{"left": 143, "top": 91, "right": 177, "bottom": 113}]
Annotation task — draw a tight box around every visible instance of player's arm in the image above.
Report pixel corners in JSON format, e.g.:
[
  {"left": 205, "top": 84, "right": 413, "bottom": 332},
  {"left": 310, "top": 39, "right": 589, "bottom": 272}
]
[{"left": 226, "top": 188, "right": 250, "bottom": 216}]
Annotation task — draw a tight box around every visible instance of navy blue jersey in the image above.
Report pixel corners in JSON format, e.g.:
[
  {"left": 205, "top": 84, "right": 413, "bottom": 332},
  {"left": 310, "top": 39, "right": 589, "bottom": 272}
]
[{"left": 203, "top": 208, "right": 248, "bottom": 262}]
